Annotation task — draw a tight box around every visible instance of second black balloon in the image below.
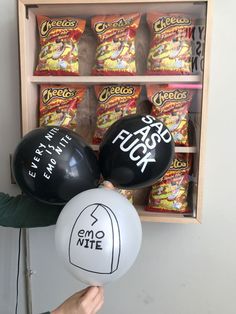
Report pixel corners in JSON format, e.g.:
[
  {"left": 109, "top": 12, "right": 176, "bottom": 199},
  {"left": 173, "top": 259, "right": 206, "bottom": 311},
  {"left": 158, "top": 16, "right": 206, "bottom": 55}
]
[{"left": 99, "top": 114, "right": 174, "bottom": 189}]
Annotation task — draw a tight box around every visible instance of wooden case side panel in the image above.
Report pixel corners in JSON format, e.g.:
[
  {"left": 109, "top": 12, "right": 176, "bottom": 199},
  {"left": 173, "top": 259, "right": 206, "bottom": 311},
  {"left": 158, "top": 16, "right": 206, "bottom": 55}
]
[
  {"left": 18, "top": 1, "right": 38, "bottom": 135},
  {"left": 195, "top": 0, "right": 212, "bottom": 223}
]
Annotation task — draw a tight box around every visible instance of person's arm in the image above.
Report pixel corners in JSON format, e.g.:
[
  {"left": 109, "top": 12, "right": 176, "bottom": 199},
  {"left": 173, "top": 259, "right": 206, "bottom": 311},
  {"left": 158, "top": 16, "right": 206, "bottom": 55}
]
[
  {"left": 0, "top": 181, "right": 115, "bottom": 228},
  {"left": 0, "top": 192, "right": 62, "bottom": 228},
  {"left": 49, "top": 286, "right": 104, "bottom": 314}
]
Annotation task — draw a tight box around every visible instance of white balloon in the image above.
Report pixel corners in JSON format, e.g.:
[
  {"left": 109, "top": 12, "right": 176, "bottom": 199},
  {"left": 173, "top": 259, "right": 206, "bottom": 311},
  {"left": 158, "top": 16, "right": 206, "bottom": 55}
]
[{"left": 55, "top": 187, "right": 142, "bottom": 285}]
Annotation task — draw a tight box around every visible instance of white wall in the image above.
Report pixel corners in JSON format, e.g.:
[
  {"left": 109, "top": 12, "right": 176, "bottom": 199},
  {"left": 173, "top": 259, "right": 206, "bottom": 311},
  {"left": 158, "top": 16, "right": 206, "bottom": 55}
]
[
  {"left": 0, "top": 1, "right": 26, "bottom": 313},
  {"left": 28, "top": 1, "right": 236, "bottom": 313},
  {"left": 1, "top": 0, "right": 236, "bottom": 314}
]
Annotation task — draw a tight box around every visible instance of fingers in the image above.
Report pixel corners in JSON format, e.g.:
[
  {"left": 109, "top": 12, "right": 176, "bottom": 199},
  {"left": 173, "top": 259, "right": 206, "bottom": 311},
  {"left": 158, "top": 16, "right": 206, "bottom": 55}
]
[
  {"left": 78, "top": 286, "right": 90, "bottom": 294},
  {"left": 92, "top": 298, "right": 104, "bottom": 314},
  {"left": 90, "top": 287, "right": 104, "bottom": 313},
  {"left": 51, "top": 286, "right": 104, "bottom": 314},
  {"left": 102, "top": 180, "right": 115, "bottom": 190},
  {"left": 83, "top": 286, "right": 100, "bottom": 301},
  {"left": 82, "top": 286, "right": 104, "bottom": 314}
]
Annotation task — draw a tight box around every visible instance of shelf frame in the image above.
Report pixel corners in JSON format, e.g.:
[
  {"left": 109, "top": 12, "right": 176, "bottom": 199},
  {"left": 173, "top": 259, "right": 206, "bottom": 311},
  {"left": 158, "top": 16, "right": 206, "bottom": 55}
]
[
  {"left": 137, "top": 206, "right": 199, "bottom": 224},
  {"left": 91, "top": 145, "right": 197, "bottom": 154},
  {"left": 31, "top": 75, "right": 202, "bottom": 85},
  {"left": 18, "top": 0, "right": 212, "bottom": 224},
  {"left": 21, "top": 0, "right": 209, "bottom": 5}
]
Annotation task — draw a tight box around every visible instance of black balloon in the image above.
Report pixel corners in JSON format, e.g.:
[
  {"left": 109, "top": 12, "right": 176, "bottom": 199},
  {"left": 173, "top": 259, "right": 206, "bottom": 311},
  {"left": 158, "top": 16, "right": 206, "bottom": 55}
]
[
  {"left": 13, "top": 127, "right": 100, "bottom": 205},
  {"left": 99, "top": 114, "right": 174, "bottom": 189}
]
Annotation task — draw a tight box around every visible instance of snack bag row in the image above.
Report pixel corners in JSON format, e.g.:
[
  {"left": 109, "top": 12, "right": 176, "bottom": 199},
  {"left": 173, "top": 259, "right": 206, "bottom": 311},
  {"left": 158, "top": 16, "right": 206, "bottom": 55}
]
[
  {"left": 93, "top": 85, "right": 194, "bottom": 146},
  {"left": 38, "top": 84, "right": 141, "bottom": 138},
  {"left": 35, "top": 13, "right": 194, "bottom": 76},
  {"left": 39, "top": 84, "right": 194, "bottom": 146}
]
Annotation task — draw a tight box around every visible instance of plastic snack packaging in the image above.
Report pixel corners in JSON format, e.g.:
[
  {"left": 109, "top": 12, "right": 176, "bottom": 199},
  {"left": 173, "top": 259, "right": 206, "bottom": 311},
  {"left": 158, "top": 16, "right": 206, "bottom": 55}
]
[
  {"left": 118, "top": 189, "right": 134, "bottom": 203},
  {"left": 39, "top": 84, "right": 87, "bottom": 131},
  {"left": 147, "top": 85, "right": 194, "bottom": 146},
  {"left": 35, "top": 16, "right": 86, "bottom": 75},
  {"left": 146, "top": 153, "right": 192, "bottom": 213},
  {"left": 147, "top": 13, "right": 194, "bottom": 74},
  {"left": 92, "top": 85, "right": 141, "bottom": 144},
  {"left": 91, "top": 13, "right": 141, "bottom": 75}
]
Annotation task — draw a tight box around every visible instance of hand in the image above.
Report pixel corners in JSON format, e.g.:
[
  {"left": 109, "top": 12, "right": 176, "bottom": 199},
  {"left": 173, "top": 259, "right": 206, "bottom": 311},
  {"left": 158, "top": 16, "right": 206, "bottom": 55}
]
[{"left": 51, "top": 286, "right": 104, "bottom": 314}]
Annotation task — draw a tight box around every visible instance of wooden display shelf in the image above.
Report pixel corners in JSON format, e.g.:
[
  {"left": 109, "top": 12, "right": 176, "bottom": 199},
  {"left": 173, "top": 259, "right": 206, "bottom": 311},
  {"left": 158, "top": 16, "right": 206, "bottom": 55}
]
[
  {"left": 91, "top": 145, "right": 197, "bottom": 154},
  {"left": 31, "top": 75, "right": 201, "bottom": 85},
  {"left": 18, "top": 0, "right": 212, "bottom": 223},
  {"left": 136, "top": 206, "right": 198, "bottom": 224}
]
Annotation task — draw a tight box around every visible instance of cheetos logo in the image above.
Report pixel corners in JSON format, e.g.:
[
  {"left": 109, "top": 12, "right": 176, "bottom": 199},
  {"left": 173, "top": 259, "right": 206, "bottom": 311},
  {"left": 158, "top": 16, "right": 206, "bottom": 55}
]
[
  {"left": 40, "top": 19, "right": 78, "bottom": 37},
  {"left": 42, "top": 88, "right": 76, "bottom": 104},
  {"left": 98, "top": 86, "right": 134, "bottom": 103},
  {"left": 152, "top": 90, "right": 189, "bottom": 107},
  {"left": 171, "top": 159, "right": 188, "bottom": 170},
  {"left": 153, "top": 16, "right": 191, "bottom": 33},
  {"left": 95, "top": 18, "right": 133, "bottom": 34}
]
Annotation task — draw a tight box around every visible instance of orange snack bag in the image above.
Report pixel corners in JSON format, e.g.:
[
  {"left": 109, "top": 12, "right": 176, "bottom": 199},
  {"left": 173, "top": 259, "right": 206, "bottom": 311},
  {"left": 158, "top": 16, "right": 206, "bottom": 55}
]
[
  {"left": 147, "top": 13, "right": 194, "bottom": 74},
  {"left": 146, "top": 153, "right": 192, "bottom": 213},
  {"left": 91, "top": 13, "right": 140, "bottom": 75},
  {"left": 93, "top": 85, "right": 141, "bottom": 144},
  {"left": 35, "top": 16, "right": 86, "bottom": 76},
  {"left": 39, "top": 85, "right": 87, "bottom": 131},
  {"left": 147, "top": 85, "right": 193, "bottom": 146},
  {"left": 118, "top": 189, "right": 134, "bottom": 203}
]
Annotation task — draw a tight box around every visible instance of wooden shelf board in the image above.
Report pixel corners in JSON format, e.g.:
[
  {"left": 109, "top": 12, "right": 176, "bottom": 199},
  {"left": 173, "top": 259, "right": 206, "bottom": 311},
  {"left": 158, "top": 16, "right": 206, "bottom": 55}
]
[
  {"left": 30, "top": 75, "right": 202, "bottom": 85},
  {"left": 22, "top": 0, "right": 208, "bottom": 6},
  {"left": 136, "top": 206, "right": 199, "bottom": 224},
  {"left": 91, "top": 144, "right": 197, "bottom": 153},
  {"left": 175, "top": 146, "right": 197, "bottom": 153}
]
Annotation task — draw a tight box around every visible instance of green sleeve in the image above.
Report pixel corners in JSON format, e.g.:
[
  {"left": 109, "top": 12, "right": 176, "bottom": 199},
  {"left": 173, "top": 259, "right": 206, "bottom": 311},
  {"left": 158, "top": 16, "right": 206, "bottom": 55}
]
[{"left": 0, "top": 192, "right": 63, "bottom": 228}]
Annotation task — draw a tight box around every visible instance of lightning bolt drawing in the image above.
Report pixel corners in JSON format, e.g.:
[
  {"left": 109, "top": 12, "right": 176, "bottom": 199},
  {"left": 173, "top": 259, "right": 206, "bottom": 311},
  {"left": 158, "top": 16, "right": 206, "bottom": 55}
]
[{"left": 90, "top": 205, "right": 99, "bottom": 226}]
